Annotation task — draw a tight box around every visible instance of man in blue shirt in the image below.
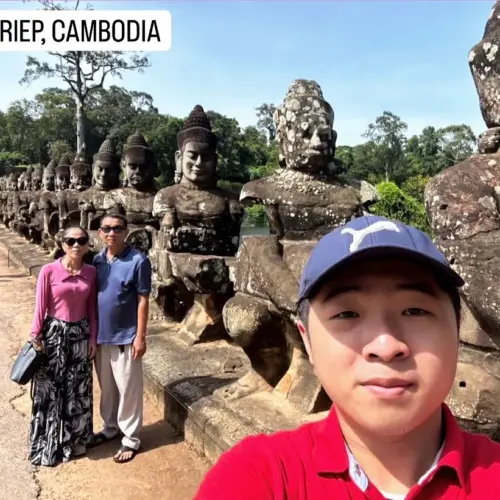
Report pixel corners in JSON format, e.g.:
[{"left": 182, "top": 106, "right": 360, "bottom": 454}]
[{"left": 90, "top": 213, "right": 151, "bottom": 463}]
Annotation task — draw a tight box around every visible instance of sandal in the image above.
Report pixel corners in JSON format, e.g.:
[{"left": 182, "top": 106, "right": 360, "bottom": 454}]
[
  {"left": 87, "top": 431, "right": 119, "bottom": 448},
  {"left": 113, "top": 445, "right": 139, "bottom": 463}
]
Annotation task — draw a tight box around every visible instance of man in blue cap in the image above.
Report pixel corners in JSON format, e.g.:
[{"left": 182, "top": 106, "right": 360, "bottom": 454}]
[{"left": 196, "top": 216, "right": 500, "bottom": 499}]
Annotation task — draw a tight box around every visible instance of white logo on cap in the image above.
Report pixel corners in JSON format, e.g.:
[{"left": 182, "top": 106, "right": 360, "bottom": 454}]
[{"left": 341, "top": 220, "right": 400, "bottom": 252}]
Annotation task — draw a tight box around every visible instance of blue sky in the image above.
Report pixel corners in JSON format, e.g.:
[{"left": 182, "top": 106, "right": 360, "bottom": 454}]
[{"left": 0, "top": 0, "right": 494, "bottom": 145}]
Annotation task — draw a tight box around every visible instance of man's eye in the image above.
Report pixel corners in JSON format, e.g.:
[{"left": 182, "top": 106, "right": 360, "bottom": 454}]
[
  {"left": 333, "top": 311, "right": 359, "bottom": 319},
  {"left": 403, "top": 308, "right": 428, "bottom": 316}
]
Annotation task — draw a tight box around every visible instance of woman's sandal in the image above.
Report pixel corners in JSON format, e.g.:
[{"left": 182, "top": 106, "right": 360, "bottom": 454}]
[
  {"left": 113, "top": 445, "right": 139, "bottom": 464},
  {"left": 87, "top": 431, "right": 119, "bottom": 448}
]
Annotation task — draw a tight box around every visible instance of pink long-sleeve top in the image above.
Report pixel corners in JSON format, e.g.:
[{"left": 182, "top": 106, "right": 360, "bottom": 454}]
[{"left": 30, "top": 259, "right": 97, "bottom": 345}]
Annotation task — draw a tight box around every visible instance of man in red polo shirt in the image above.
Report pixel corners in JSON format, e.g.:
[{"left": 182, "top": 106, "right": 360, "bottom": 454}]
[{"left": 195, "top": 216, "right": 500, "bottom": 499}]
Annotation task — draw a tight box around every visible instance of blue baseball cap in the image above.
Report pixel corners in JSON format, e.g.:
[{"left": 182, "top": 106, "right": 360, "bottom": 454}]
[{"left": 298, "top": 215, "right": 464, "bottom": 301}]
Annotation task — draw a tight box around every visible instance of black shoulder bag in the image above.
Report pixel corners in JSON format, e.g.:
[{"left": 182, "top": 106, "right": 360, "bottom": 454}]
[{"left": 10, "top": 341, "right": 46, "bottom": 386}]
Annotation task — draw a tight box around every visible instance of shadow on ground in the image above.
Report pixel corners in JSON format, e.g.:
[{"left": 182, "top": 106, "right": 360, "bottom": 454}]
[{"left": 86, "top": 419, "right": 183, "bottom": 462}]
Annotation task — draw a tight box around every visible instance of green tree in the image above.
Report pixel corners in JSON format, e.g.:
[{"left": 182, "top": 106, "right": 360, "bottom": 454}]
[
  {"left": 255, "top": 103, "right": 277, "bottom": 142},
  {"left": 20, "top": 0, "right": 150, "bottom": 152},
  {"left": 363, "top": 111, "right": 408, "bottom": 182},
  {"left": 371, "top": 182, "right": 430, "bottom": 234}
]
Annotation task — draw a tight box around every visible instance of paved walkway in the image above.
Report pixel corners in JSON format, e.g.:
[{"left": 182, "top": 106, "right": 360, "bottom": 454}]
[{"left": 0, "top": 250, "right": 209, "bottom": 500}]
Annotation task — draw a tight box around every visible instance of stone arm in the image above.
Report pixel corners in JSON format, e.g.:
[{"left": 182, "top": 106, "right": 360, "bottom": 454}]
[
  {"left": 264, "top": 204, "right": 284, "bottom": 239},
  {"left": 79, "top": 199, "right": 95, "bottom": 230},
  {"left": 57, "top": 191, "right": 68, "bottom": 228},
  {"left": 161, "top": 206, "right": 178, "bottom": 232},
  {"left": 228, "top": 197, "right": 244, "bottom": 229},
  {"left": 245, "top": 236, "right": 299, "bottom": 313}
]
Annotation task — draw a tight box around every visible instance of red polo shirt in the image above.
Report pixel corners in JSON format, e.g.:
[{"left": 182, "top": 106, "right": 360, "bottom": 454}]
[{"left": 195, "top": 404, "right": 500, "bottom": 499}]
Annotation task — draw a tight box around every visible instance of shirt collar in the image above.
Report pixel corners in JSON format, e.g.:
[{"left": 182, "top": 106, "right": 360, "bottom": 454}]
[
  {"left": 57, "top": 258, "right": 87, "bottom": 281},
  {"left": 100, "top": 244, "right": 131, "bottom": 262},
  {"left": 312, "top": 403, "right": 466, "bottom": 488}
]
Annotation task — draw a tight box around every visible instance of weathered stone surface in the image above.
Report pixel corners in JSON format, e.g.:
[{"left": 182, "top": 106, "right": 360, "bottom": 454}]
[
  {"left": 425, "top": 154, "right": 500, "bottom": 343},
  {"left": 469, "top": 1, "right": 500, "bottom": 128},
  {"left": 447, "top": 358, "right": 500, "bottom": 440},
  {"left": 460, "top": 299, "right": 500, "bottom": 350}
]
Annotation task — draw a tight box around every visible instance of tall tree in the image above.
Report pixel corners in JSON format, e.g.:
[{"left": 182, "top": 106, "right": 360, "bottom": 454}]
[
  {"left": 20, "top": 0, "right": 150, "bottom": 153},
  {"left": 255, "top": 103, "right": 277, "bottom": 142},
  {"left": 363, "top": 111, "right": 408, "bottom": 182}
]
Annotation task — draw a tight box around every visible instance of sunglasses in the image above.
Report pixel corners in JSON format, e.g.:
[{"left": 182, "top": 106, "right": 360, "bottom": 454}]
[
  {"left": 100, "top": 225, "right": 125, "bottom": 234},
  {"left": 64, "top": 237, "right": 89, "bottom": 246}
]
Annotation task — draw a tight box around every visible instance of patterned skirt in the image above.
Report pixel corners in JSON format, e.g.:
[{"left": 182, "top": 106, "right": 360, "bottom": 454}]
[{"left": 29, "top": 316, "right": 93, "bottom": 467}]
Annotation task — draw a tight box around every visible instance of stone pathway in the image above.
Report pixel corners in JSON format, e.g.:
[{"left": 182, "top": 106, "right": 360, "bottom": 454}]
[{"left": 0, "top": 250, "right": 209, "bottom": 500}]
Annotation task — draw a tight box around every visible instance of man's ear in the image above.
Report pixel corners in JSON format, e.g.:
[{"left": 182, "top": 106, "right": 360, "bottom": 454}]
[{"left": 297, "top": 320, "right": 314, "bottom": 365}]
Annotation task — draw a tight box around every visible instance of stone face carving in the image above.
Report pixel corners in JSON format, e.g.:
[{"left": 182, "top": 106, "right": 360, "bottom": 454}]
[
  {"left": 79, "top": 138, "right": 121, "bottom": 231},
  {"left": 153, "top": 105, "right": 244, "bottom": 255},
  {"left": 216, "top": 80, "right": 378, "bottom": 413},
  {"left": 151, "top": 105, "right": 244, "bottom": 341},
  {"left": 102, "top": 132, "right": 158, "bottom": 253},
  {"left": 425, "top": 1, "right": 500, "bottom": 439}
]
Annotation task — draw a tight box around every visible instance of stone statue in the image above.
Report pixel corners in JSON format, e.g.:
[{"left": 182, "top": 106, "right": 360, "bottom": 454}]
[
  {"left": 38, "top": 159, "right": 59, "bottom": 252},
  {"left": 151, "top": 105, "right": 244, "bottom": 340},
  {"left": 79, "top": 138, "right": 121, "bottom": 231},
  {"left": 27, "top": 164, "right": 45, "bottom": 244},
  {"left": 55, "top": 150, "right": 91, "bottom": 230},
  {"left": 5, "top": 171, "right": 21, "bottom": 231},
  {"left": 102, "top": 131, "right": 158, "bottom": 253},
  {"left": 216, "top": 79, "right": 378, "bottom": 413},
  {"left": 14, "top": 166, "right": 33, "bottom": 239},
  {"left": 425, "top": 1, "right": 500, "bottom": 440},
  {"left": 153, "top": 105, "right": 243, "bottom": 256}
]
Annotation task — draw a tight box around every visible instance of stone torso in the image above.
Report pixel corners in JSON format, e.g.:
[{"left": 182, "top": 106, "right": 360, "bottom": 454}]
[
  {"left": 153, "top": 183, "right": 242, "bottom": 255},
  {"left": 241, "top": 170, "right": 363, "bottom": 239},
  {"left": 103, "top": 187, "right": 157, "bottom": 225}
]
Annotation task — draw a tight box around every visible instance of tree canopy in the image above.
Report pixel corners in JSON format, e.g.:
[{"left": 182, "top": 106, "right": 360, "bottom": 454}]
[{"left": 0, "top": 82, "right": 477, "bottom": 230}]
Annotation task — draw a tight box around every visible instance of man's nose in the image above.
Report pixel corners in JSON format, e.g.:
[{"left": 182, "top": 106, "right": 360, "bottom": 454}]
[{"left": 362, "top": 324, "right": 410, "bottom": 362}]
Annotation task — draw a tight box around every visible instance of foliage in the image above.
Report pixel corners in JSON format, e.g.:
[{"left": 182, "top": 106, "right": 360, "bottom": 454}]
[
  {"left": 0, "top": 76, "right": 478, "bottom": 230},
  {"left": 401, "top": 174, "right": 431, "bottom": 203},
  {"left": 371, "top": 182, "right": 431, "bottom": 234},
  {"left": 244, "top": 204, "right": 268, "bottom": 225},
  {"left": 20, "top": 0, "right": 151, "bottom": 151}
]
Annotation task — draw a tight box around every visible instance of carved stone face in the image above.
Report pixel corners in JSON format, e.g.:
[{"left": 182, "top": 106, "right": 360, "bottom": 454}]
[
  {"left": 42, "top": 172, "right": 55, "bottom": 191},
  {"left": 177, "top": 141, "right": 217, "bottom": 185},
  {"left": 70, "top": 170, "right": 91, "bottom": 191},
  {"left": 275, "top": 105, "right": 335, "bottom": 172},
  {"left": 32, "top": 177, "right": 42, "bottom": 191},
  {"left": 93, "top": 160, "right": 120, "bottom": 190},
  {"left": 8, "top": 175, "right": 18, "bottom": 191},
  {"left": 124, "top": 153, "right": 154, "bottom": 189},
  {"left": 56, "top": 172, "right": 70, "bottom": 191}
]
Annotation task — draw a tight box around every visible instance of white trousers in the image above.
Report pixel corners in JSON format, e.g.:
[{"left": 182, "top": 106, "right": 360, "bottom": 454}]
[{"left": 95, "top": 344, "right": 143, "bottom": 450}]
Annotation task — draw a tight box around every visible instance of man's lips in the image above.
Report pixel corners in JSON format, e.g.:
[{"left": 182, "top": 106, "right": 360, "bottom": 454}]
[{"left": 361, "top": 378, "right": 414, "bottom": 398}]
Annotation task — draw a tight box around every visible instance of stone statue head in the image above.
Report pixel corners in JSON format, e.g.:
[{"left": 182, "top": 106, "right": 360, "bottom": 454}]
[
  {"left": 274, "top": 79, "right": 337, "bottom": 173},
  {"left": 93, "top": 138, "right": 121, "bottom": 190},
  {"left": 32, "top": 165, "right": 43, "bottom": 191},
  {"left": 8, "top": 172, "right": 19, "bottom": 191},
  {"left": 24, "top": 165, "right": 33, "bottom": 191},
  {"left": 70, "top": 150, "right": 92, "bottom": 191},
  {"left": 17, "top": 172, "right": 26, "bottom": 191},
  {"left": 123, "top": 131, "right": 156, "bottom": 190},
  {"left": 55, "top": 154, "right": 71, "bottom": 191},
  {"left": 43, "top": 160, "right": 56, "bottom": 191},
  {"left": 175, "top": 105, "right": 218, "bottom": 187}
]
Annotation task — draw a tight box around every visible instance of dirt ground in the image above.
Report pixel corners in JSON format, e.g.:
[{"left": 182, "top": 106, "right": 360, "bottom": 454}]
[{"left": 0, "top": 250, "right": 210, "bottom": 500}]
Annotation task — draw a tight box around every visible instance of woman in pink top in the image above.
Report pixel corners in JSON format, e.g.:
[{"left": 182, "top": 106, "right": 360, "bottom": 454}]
[{"left": 29, "top": 225, "right": 97, "bottom": 467}]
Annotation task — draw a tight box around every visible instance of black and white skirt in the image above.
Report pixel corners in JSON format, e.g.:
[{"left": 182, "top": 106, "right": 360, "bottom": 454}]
[{"left": 29, "top": 316, "right": 93, "bottom": 466}]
